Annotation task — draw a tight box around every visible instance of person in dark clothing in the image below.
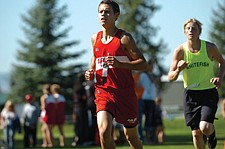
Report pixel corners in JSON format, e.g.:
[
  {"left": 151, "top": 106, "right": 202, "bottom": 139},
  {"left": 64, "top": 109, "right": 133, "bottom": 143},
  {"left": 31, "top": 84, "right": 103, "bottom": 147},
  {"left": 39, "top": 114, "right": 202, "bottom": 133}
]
[
  {"left": 71, "top": 73, "right": 89, "bottom": 147},
  {"left": 138, "top": 60, "right": 158, "bottom": 143},
  {"left": 155, "top": 96, "right": 165, "bottom": 144},
  {"left": 85, "top": 80, "right": 98, "bottom": 145}
]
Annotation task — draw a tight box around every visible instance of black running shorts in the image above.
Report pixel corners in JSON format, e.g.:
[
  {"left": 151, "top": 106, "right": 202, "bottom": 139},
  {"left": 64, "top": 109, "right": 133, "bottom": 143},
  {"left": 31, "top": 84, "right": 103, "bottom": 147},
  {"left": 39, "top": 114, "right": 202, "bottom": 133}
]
[{"left": 183, "top": 88, "right": 218, "bottom": 130}]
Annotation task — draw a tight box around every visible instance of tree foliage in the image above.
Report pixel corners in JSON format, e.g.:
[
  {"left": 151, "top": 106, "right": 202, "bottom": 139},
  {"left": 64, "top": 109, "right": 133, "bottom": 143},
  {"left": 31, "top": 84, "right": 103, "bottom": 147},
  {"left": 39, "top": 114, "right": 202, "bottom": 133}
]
[
  {"left": 9, "top": 0, "right": 86, "bottom": 107},
  {"left": 117, "top": 0, "right": 167, "bottom": 75},
  {"left": 116, "top": 0, "right": 168, "bottom": 92},
  {"left": 209, "top": 1, "right": 225, "bottom": 98}
]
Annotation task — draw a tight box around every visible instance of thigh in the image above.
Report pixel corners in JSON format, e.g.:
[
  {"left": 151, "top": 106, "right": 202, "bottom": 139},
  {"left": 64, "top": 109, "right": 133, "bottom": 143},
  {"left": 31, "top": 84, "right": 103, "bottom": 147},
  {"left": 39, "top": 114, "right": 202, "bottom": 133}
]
[
  {"left": 143, "top": 100, "right": 155, "bottom": 114},
  {"left": 184, "top": 88, "right": 218, "bottom": 129},
  {"left": 97, "top": 111, "right": 113, "bottom": 135},
  {"left": 115, "top": 88, "right": 138, "bottom": 127},
  {"left": 183, "top": 89, "right": 201, "bottom": 128},
  {"left": 95, "top": 88, "right": 115, "bottom": 117},
  {"left": 201, "top": 105, "right": 217, "bottom": 123},
  {"left": 123, "top": 126, "right": 139, "bottom": 138},
  {"left": 200, "top": 88, "right": 218, "bottom": 123},
  {"left": 142, "top": 100, "right": 150, "bottom": 114}
]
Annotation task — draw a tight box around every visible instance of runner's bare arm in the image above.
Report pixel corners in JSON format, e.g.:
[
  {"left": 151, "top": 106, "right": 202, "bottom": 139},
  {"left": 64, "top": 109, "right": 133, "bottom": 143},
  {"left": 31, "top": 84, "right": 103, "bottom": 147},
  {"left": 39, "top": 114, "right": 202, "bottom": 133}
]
[
  {"left": 208, "top": 42, "right": 225, "bottom": 88},
  {"left": 107, "top": 32, "right": 147, "bottom": 70},
  {"left": 168, "top": 45, "right": 187, "bottom": 81},
  {"left": 85, "top": 34, "right": 97, "bottom": 81}
]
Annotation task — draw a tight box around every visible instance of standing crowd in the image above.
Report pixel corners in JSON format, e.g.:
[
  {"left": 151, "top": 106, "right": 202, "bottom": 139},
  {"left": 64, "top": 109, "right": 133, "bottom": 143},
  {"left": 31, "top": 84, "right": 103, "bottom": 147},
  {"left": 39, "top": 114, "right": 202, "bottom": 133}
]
[
  {"left": 0, "top": 83, "right": 66, "bottom": 149},
  {"left": 39, "top": 83, "right": 66, "bottom": 148}
]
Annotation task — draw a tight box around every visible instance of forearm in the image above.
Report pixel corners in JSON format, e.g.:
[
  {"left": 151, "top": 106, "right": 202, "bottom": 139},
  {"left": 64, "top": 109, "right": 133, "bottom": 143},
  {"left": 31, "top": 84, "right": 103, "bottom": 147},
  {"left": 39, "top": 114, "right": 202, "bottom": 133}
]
[
  {"left": 222, "top": 103, "right": 225, "bottom": 118},
  {"left": 218, "top": 61, "right": 225, "bottom": 80},
  {"left": 117, "top": 58, "right": 147, "bottom": 71},
  {"left": 89, "top": 56, "right": 96, "bottom": 71},
  {"left": 168, "top": 69, "right": 180, "bottom": 82},
  {"left": 222, "top": 110, "right": 225, "bottom": 118}
]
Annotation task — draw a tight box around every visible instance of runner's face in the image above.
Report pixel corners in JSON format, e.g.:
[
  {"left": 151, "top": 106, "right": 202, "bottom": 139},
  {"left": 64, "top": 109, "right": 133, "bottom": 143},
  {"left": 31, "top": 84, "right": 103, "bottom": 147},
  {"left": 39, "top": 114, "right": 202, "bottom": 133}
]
[
  {"left": 98, "top": 4, "right": 116, "bottom": 28},
  {"left": 184, "top": 22, "right": 200, "bottom": 40}
]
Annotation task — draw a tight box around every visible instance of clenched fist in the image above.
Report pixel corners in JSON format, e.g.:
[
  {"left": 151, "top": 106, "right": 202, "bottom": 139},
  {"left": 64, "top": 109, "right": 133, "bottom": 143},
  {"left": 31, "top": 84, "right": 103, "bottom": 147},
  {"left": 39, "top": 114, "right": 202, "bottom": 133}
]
[{"left": 85, "top": 69, "right": 94, "bottom": 81}]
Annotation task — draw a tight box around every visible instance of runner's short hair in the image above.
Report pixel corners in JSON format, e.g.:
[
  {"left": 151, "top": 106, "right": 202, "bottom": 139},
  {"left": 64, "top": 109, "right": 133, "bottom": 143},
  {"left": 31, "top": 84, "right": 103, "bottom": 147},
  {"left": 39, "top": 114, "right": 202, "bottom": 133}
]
[
  {"left": 184, "top": 18, "right": 202, "bottom": 34},
  {"left": 98, "top": 0, "right": 120, "bottom": 14}
]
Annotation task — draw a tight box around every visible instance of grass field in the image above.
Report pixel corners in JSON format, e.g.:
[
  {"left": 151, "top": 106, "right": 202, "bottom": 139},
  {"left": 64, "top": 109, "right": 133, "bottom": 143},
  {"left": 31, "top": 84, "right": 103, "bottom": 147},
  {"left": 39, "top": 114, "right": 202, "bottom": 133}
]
[{"left": 1, "top": 116, "right": 224, "bottom": 149}]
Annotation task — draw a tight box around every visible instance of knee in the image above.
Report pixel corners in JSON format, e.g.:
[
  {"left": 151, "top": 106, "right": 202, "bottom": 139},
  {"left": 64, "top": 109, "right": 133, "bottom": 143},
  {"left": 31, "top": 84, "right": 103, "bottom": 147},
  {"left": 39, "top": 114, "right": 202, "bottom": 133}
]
[
  {"left": 199, "top": 121, "right": 214, "bottom": 135},
  {"left": 99, "top": 129, "right": 108, "bottom": 139},
  {"left": 98, "top": 126, "right": 111, "bottom": 141}
]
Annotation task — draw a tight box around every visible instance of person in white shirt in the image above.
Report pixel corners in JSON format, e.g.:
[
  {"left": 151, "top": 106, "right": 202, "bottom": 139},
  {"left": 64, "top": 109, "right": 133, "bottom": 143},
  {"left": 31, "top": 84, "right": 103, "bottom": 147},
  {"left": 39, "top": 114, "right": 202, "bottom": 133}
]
[
  {"left": 22, "top": 94, "right": 40, "bottom": 148},
  {"left": 0, "top": 100, "right": 21, "bottom": 149}
]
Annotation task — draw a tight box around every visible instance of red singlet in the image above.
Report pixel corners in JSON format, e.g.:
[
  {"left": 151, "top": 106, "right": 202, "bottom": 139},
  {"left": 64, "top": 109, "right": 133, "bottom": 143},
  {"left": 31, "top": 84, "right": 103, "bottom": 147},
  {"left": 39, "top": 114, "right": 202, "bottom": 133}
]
[{"left": 94, "top": 29, "right": 138, "bottom": 127}]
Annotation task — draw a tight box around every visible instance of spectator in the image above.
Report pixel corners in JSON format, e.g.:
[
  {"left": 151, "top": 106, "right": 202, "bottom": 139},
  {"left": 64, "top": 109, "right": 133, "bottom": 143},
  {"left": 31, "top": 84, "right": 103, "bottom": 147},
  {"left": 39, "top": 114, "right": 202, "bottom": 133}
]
[
  {"left": 0, "top": 100, "right": 21, "bottom": 149},
  {"left": 22, "top": 94, "right": 40, "bottom": 148},
  {"left": 155, "top": 96, "right": 165, "bottom": 144},
  {"left": 40, "top": 84, "right": 53, "bottom": 147},
  {"left": 222, "top": 98, "right": 225, "bottom": 121},
  {"left": 46, "top": 84, "right": 66, "bottom": 147},
  {"left": 71, "top": 73, "right": 89, "bottom": 147},
  {"left": 85, "top": 80, "right": 98, "bottom": 145},
  {"left": 139, "top": 60, "right": 157, "bottom": 143}
]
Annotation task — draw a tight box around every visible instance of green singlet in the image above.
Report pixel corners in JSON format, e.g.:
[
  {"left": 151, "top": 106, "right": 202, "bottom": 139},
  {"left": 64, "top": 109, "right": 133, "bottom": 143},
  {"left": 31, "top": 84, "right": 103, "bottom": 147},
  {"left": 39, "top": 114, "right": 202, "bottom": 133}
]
[{"left": 182, "top": 40, "right": 215, "bottom": 90}]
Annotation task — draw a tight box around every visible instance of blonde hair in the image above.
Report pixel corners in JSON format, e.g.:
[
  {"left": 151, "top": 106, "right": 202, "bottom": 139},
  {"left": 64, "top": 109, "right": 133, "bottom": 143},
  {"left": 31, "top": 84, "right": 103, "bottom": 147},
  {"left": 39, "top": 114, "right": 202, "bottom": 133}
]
[
  {"left": 42, "top": 84, "right": 51, "bottom": 94},
  {"left": 50, "top": 84, "right": 61, "bottom": 94},
  {"left": 4, "top": 100, "right": 15, "bottom": 112},
  {"left": 184, "top": 18, "right": 202, "bottom": 34}
]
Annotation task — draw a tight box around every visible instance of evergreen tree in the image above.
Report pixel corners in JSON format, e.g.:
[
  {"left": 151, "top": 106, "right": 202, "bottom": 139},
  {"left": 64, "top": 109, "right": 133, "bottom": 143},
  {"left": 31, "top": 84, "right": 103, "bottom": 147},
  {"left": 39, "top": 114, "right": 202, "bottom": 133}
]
[
  {"left": 9, "top": 0, "right": 86, "bottom": 106},
  {"left": 117, "top": 0, "right": 167, "bottom": 75},
  {"left": 209, "top": 1, "right": 225, "bottom": 98},
  {"left": 116, "top": 0, "right": 167, "bottom": 92}
]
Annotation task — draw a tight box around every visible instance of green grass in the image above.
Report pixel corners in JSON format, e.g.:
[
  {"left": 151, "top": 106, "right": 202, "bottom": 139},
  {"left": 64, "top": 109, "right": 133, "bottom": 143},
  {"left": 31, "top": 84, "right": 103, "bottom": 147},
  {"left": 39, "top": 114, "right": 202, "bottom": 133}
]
[{"left": 1, "top": 116, "right": 224, "bottom": 149}]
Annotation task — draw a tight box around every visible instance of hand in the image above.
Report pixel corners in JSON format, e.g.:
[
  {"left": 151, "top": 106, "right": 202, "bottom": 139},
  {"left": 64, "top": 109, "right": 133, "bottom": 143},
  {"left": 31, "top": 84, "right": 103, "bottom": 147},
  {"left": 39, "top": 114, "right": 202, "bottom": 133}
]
[
  {"left": 85, "top": 69, "right": 94, "bottom": 81},
  {"left": 106, "top": 53, "right": 120, "bottom": 67},
  {"left": 210, "top": 77, "right": 222, "bottom": 89},
  {"left": 177, "top": 60, "right": 188, "bottom": 72}
]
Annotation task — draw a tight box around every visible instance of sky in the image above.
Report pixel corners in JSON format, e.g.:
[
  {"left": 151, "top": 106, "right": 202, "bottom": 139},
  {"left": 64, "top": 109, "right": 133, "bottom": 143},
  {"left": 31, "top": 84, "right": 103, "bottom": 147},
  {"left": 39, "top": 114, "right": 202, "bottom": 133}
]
[{"left": 0, "top": 0, "right": 223, "bottom": 74}]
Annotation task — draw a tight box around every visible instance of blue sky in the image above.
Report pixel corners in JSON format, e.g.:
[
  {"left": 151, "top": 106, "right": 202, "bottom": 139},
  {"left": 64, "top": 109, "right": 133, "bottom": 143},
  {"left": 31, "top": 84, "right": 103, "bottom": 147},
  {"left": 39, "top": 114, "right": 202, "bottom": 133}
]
[{"left": 0, "top": 0, "right": 223, "bottom": 74}]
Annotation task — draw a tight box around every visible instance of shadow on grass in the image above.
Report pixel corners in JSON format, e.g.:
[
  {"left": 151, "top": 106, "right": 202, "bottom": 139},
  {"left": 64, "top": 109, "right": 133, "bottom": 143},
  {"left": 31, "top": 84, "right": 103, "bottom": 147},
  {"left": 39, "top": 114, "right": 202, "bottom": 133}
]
[
  {"left": 9, "top": 134, "right": 225, "bottom": 148},
  {"left": 12, "top": 135, "right": 193, "bottom": 148},
  {"left": 7, "top": 136, "right": 92, "bottom": 149}
]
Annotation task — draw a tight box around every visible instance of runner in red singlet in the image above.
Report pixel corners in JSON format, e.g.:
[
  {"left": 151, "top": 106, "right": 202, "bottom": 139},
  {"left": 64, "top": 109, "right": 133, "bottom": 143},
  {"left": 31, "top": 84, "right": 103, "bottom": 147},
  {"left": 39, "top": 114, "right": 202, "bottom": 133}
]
[{"left": 85, "top": 1, "right": 147, "bottom": 149}]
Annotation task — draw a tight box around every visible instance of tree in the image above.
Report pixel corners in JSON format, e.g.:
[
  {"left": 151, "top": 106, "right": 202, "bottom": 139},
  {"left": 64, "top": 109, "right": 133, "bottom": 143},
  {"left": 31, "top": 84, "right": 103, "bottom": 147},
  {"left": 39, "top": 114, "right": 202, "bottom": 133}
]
[
  {"left": 117, "top": 0, "right": 167, "bottom": 75},
  {"left": 117, "top": 0, "right": 168, "bottom": 91},
  {"left": 9, "top": 0, "right": 86, "bottom": 107},
  {"left": 209, "top": 1, "right": 225, "bottom": 98}
]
